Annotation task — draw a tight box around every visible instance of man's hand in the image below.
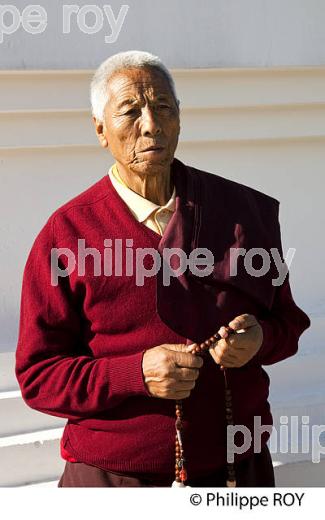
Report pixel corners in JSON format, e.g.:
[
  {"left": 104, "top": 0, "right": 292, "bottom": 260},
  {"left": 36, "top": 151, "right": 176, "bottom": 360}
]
[
  {"left": 142, "top": 344, "right": 203, "bottom": 399},
  {"left": 208, "top": 314, "right": 263, "bottom": 368}
]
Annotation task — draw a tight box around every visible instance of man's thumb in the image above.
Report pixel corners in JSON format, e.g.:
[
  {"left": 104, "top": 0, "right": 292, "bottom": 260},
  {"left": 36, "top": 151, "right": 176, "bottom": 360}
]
[{"left": 163, "top": 343, "right": 189, "bottom": 353}]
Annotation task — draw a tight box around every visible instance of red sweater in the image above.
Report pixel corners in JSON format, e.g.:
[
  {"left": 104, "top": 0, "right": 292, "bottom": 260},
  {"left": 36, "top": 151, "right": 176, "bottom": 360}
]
[{"left": 15, "top": 162, "right": 310, "bottom": 481}]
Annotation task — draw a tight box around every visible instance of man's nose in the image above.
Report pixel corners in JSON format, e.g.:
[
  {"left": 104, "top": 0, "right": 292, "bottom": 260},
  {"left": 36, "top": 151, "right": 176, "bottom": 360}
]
[{"left": 140, "top": 106, "right": 162, "bottom": 137}]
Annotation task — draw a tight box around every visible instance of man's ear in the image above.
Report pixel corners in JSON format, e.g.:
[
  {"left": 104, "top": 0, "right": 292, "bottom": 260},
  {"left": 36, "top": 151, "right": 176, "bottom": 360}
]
[{"left": 92, "top": 116, "right": 108, "bottom": 148}]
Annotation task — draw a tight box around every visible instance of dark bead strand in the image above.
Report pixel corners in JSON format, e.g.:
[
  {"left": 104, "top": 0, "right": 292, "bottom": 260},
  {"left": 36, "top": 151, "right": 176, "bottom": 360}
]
[
  {"left": 220, "top": 355, "right": 237, "bottom": 487},
  {"left": 173, "top": 326, "right": 237, "bottom": 487},
  {"left": 174, "top": 400, "right": 187, "bottom": 484}
]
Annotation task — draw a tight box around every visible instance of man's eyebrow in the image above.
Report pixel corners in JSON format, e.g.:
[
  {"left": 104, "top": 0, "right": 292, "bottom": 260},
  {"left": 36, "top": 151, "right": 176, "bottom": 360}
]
[
  {"left": 116, "top": 98, "right": 138, "bottom": 109},
  {"left": 156, "top": 94, "right": 173, "bottom": 101},
  {"left": 116, "top": 93, "right": 173, "bottom": 110}
]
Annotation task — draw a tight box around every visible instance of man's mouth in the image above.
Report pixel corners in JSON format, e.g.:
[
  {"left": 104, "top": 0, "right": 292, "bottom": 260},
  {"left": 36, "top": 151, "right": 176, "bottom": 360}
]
[{"left": 141, "top": 145, "right": 165, "bottom": 153}]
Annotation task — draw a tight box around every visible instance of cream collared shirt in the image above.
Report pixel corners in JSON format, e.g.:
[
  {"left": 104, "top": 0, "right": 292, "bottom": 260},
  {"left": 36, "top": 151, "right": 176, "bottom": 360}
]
[{"left": 108, "top": 164, "right": 176, "bottom": 236}]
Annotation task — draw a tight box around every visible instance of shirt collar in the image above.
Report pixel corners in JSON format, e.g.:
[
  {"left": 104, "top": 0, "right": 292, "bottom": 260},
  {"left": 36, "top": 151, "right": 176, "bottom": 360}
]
[{"left": 108, "top": 164, "right": 176, "bottom": 223}]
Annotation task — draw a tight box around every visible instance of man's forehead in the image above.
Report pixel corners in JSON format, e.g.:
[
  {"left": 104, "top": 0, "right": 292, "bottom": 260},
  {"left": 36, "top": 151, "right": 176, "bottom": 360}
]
[{"left": 107, "top": 68, "right": 174, "bottom": 103}]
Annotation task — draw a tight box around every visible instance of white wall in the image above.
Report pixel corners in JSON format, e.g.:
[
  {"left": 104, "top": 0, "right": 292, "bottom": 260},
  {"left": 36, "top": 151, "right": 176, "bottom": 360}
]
[
  {"left": 0, "top": 67, "right": 324, "bottom": 485},
  {"left": 0, "top": 0, "right": 325, "bottom": 69},
  {"left": 1, "top": 67, "right": 321, "bottom": 356},
  {"left": 1, "top": 0, "right": 324, "bottom": 488}
]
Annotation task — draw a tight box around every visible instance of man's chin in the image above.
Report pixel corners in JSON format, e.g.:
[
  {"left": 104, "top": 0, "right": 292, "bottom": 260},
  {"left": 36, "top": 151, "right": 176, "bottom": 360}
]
[{"left": 130, "top": 158, "right": 172, "bottom": 176}]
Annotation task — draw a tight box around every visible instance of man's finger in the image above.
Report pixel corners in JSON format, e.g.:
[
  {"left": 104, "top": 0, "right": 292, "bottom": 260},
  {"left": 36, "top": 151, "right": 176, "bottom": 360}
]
[
  {"left": 163, "top": 344, "right": 204, "bottom": 368},
  {"left": 173, "top": 367, "right": 200, "bottom": 380},
  {"left": 164, "top": 343, "right": 188, "bottom": 353},
  {"left": 209, "top": 347, "right": 237, "bottom": 367},
  {"left": 217, "top": 326, "right": 229, "bottom": 338},
  {"left": 174, "top": 351, "right": 204, "bottom": 369},
  {"left": 185, "top": 343, "right": 197, "bottom": 353},
  {"left": 228, "top": 313, "right": 257, "bottom": 330},
  {"left": 211, "top": 346, "right": 238, "bottom": 362}
]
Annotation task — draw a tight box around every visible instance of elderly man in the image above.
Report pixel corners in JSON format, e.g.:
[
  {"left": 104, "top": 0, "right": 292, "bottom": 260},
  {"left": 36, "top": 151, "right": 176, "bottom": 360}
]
[{"left": 15, "top": 50, "right": 310, "bottom": 488}]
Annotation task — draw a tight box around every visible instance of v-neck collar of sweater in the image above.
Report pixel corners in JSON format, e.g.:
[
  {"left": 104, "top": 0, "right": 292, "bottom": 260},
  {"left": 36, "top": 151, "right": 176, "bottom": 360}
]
[
  {"left": 103, "top": 157, "right": 200, "bottom": 253},
  {"left": 108, "top": 164, "right": 177, "bottom": 224}
]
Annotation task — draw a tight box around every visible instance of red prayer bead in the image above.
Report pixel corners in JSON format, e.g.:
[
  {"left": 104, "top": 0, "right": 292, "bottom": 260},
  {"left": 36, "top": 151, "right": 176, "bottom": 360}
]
[
  {"left": 180, "top": 468, "right": 187, "bottom": 481},
  {"left": 173, "top": 327, "right": 236, "bottom": 488}
]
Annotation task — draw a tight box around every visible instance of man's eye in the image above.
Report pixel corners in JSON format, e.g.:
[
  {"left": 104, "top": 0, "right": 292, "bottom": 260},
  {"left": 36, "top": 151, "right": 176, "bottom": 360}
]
[
  {"left": 124, "top": 109, "right": 138, "bottom": 116},
  {"left": 158, "top": 104, "right": 170, "bottom": 109}
]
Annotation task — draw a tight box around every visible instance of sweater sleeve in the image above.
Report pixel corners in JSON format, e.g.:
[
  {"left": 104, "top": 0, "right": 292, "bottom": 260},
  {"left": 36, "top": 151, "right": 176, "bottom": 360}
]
[
  {"left": 255, "top": 274, "right": 311, "bottom": 365},
  {"left": 15, "top": 217, "right": 151, "bottom": 421},
  {"left": 254, "top": 201, "right": 311, "bottom": 365}
]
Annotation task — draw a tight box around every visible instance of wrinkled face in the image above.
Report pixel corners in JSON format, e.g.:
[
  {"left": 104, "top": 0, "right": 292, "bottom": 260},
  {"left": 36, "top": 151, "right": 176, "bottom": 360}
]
[{"left": 95, "top": 66, "right": 180, "bottom": 177}]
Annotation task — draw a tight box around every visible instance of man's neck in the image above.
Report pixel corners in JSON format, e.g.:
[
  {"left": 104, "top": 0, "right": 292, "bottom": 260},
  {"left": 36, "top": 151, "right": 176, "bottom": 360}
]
[{"left": 114, "top": 162, "right": 173, "bottom": 206}]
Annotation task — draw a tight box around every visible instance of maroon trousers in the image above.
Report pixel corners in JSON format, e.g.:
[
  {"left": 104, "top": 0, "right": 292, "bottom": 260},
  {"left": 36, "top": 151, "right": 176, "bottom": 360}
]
[{"left": 57, "top": 444, "right": 275, "bottom": 487}]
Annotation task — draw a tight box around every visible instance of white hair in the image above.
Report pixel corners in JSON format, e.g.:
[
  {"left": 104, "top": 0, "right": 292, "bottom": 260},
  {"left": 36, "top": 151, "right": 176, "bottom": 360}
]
[{"left": 90, "top": 50, "right": 179, "bottom": 122}]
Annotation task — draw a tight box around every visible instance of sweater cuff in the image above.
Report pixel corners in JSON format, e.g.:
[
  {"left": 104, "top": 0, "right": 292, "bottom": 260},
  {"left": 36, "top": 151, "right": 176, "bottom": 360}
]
[
  {"left": 255, "top": 319, "right": 273, "bottom": 363},
  {"left": 107, "top": 349, "right": 152, "bottom": 399}
]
